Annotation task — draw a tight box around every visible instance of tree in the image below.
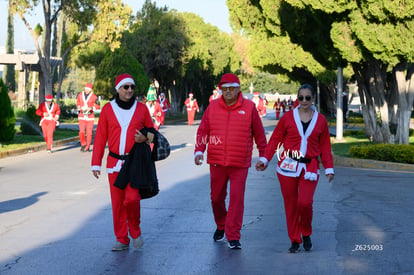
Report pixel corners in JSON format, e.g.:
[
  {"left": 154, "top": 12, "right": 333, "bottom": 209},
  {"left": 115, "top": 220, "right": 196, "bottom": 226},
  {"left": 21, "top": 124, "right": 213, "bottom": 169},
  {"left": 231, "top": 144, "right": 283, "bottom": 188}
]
[
  {"left": 228, "top": 0, "right": 414, "bottom": 144},
  {"left": 10, "top": 0, "right": 132, "bottom": 103},
  {"left": 3, "top": 1, "right": 16, "bottom": 92},
  {"left": 93, "top": 45, "right": 149, "bottom": 99},
  {"left": 0, "top": 79, "right": 16, "bottom": 143},
  {"left": 178, "top": 12, "right": 240, "bottom": 108},
  {"left": 121, "top": 0, "right": 188, "bottom": 112}
]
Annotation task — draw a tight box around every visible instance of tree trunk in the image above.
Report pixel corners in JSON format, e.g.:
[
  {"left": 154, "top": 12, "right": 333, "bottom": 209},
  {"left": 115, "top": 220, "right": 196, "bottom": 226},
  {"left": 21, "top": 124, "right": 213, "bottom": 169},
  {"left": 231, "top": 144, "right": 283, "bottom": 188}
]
[
  {"left": 394, "top": 62, "right": 414, "bottom": 144},
  {"left": 352, "top": 61, "right": 394, "bottom": 143}
]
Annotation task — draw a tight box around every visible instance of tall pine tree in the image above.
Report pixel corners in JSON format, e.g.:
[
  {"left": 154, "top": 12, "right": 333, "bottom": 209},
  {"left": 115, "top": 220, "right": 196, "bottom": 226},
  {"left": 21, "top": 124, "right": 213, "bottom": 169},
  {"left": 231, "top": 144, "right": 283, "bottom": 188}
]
[
  {"left": 0, "top": 79, "right": 16, "bottom": 143},
  {"left": 3, "top": 2, "right": 16, "bottom": 92}
]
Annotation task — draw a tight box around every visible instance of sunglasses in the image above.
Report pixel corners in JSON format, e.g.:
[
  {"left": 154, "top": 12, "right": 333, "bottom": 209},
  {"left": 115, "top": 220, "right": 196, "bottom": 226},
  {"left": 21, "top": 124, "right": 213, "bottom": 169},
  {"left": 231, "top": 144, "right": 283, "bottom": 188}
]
[
  {"left": 122, "top": 84, "right": 136, "bottom": 90},
  {"left": 298, "top": 95, "right": 312, "bottom": 101},
  {"left": 221, "top": 86, "right": 238, "bottom": 91}
]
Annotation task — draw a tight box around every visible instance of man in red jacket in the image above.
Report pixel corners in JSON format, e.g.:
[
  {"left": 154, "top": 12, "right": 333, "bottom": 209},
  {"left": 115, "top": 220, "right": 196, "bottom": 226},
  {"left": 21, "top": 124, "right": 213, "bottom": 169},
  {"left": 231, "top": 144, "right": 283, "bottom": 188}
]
[{"left": 194, "top": 73, "right": 267, "bottom": 249}]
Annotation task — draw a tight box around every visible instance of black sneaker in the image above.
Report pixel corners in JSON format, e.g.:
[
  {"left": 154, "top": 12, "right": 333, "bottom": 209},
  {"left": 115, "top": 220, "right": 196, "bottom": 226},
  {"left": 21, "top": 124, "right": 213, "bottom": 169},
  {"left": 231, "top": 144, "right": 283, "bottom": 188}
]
[
  {"left": 213, "top": 229, "right": 225, "bottom": 241},
  {"left": 288, "top": 241, "right": 300, "bottom": 253},
  {"left": 228, "top": 240, "right": 241, "bottom": 249},
  {"left": 80, "top": 146, "right": 86, "bottom": 152},
  {"left": 303, "top": 236, "right": 312, "bottom": 251}
]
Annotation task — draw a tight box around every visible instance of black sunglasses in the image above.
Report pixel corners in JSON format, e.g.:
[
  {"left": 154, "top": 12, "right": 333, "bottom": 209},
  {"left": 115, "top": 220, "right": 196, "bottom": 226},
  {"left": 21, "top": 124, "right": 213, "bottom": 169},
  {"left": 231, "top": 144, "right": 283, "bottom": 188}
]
[
  {"left": 221, "top": 86, "right": 238, "bottom": 91},
  {"left": 298, "top": 95, "right": 312, "bottom": 101},
  {"left": 122, "top": 84, "right": 136, "bottom": 90}
]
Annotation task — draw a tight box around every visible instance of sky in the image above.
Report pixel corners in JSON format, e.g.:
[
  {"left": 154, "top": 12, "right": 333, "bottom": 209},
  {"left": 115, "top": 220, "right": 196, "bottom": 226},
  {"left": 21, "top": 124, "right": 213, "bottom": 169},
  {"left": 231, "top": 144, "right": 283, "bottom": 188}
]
[{"left": 0, "top": 0, "right": 232, "bottom": 52}]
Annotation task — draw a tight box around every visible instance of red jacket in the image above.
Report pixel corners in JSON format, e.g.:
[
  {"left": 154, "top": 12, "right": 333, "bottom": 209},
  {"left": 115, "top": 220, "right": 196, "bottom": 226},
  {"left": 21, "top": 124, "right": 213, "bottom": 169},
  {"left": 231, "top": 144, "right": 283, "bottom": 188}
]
[
  {"left": 36, "top": 102, "right": 61, "bottom": 126},
  {"left": 264, "top": 106, "right": 334, "bottom": 179},
  {"left": 195, "top": 93, "right": 267, "bottom": 168},
  {"left": 77, "top": 92, "right": 100, "bottom": 121},
  {"left": 91, "top": 100, "right": 153, "bottom": 173}
]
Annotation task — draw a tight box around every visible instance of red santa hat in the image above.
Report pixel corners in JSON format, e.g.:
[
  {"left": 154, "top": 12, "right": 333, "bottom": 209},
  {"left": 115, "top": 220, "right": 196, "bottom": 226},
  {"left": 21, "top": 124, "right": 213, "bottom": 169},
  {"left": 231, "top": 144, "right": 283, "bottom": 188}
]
[
  {"left": 85, "top": 83, "right": 93, "bottom": 91},
  {"left": 189, "top": 93, "right": 194, "bottom": 96},
  {"left": 253, "top": 91, "right": 259, "bottom": 96},
  {"left": 115, "top": 73, "right": 135, "bottom": 92},
  {"left": 45, "top": 94, "right": 53, "bottom": 101},
  {"left": 218, "top": 73, "right": 240, "bottom": 89}
]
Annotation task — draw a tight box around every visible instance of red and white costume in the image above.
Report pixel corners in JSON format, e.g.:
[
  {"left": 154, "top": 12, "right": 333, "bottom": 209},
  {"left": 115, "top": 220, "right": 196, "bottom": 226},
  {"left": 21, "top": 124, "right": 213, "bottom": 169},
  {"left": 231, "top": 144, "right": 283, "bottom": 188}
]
[
  {"left": 146, "top": 101, "right": 163, "bottom": 130},
  {"left": 77, "top": 88, "right": 100, "bottom": 150},
  {"left": 287, "top": 98, "right": 294, "bottom": 111},
  {"left": 92, "top": 94, "right": 153, "bottom": 245},
  {"left": 157, "top": 93, "right": 171, "bottom": 125},
  {"left": 195, "top": 90, "right": 267, "bottom": 242},
  {"left": 251, "top": 93, "right": 265, "bottom": 118},
  {"left": 36, "top": 99, "right": 60, "bottom": 150},
  {"left": 260, "top": 105, "right": 334, "bottom": 245},
  {"left": 273, "top": 99, "right": 283, "bottom": 120},
  {"left": 209, "top": 90, "right": 221, "bottom": 102},
  {"left": 184, "top": 95, "right": 199, "bottom": 125}
]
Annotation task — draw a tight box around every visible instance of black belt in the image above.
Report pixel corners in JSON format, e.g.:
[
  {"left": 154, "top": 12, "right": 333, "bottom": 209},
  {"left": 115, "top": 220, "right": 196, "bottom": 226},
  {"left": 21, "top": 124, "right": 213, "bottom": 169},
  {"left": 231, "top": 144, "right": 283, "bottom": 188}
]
[
  {"left": 288, "top": 153, "right": 312, "bottom": 163},
  {"left": 294, "top": 157, "right": 312, "bottom": 164},
  {"left": 109, "top": 151, "right": 129, "bottom": 160}
]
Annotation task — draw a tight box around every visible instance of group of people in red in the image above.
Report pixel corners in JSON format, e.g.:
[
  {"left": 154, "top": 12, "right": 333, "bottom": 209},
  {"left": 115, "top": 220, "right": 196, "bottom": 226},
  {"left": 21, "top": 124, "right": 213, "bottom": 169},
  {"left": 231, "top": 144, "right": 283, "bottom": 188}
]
[
  {"left": 195, "top": 74, "right": 334, "bottom": 252},
  {"left": 273, "top": 96, "right": 295, "bottom": 120},
  {"left": 37, "top": 72, "right": 335, "bottom": 255}
]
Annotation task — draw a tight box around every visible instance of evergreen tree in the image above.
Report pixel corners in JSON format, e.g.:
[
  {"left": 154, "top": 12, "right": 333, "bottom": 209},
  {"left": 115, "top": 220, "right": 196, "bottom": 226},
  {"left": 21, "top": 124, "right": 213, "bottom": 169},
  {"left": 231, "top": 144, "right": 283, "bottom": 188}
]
[
  {"left": 3, "top": 2, "right": 16, "bottom": 92},
  {"left": 0, "top": 79, "right": 16, "bottom": 143}
]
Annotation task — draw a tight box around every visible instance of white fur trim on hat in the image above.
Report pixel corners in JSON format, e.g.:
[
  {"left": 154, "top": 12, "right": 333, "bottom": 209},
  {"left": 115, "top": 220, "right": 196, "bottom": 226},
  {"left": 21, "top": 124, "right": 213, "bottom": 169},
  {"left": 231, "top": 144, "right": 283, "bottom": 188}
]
[
  {"left": 115, "top": 78, "right": 135, "bottom": 91},
  {"left": 221, "top": 83, "right": 240, "bottom": 87}
]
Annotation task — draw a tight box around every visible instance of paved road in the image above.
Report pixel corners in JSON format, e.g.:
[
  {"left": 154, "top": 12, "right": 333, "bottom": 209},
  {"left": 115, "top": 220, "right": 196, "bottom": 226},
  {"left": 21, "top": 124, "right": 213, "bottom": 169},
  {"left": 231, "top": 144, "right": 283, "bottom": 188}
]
[{"left": 0, "top": 114, "right": 413, "bottom": 274}]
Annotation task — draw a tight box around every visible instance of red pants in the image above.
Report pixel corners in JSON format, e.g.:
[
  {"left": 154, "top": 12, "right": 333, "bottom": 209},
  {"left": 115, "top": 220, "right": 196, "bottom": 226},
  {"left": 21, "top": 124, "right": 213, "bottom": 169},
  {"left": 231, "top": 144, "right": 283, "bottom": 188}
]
[
  {"left": 78, "top": 120, "right": 94, "bottom": 149},
  {"left": 108, "top": 173, "right": 142, "bottom": 245},
  {"left": 210, "top": 165, "right": 248, "bottom": 241},
  {"left": 277, "top": 172, "right": 319, "bottom": 244},
  {"left": 276, "top": 111, "right": 281, "bottom": 120},
  {"left": 41, "top": 120, "right": 56, "bottom": 150},
  {"left": 187, "top": 110, "right": 195, "bottom": 125},
  {"left": 160, "top": 111, "right": 166, "bottom": 125}
]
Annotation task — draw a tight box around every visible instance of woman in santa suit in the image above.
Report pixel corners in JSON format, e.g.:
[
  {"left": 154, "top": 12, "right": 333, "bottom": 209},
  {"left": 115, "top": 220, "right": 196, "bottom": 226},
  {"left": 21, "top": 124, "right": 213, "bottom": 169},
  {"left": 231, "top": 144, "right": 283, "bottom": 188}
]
[
  {"left": 91, "top": 73, "right": 154, "bottom": 251},
  {"left": 184, "top": 93, "right": 199, "bottom": 125},
  {"left": 256, "top": 84, "right": 334, "bottom": 253},
  {"left": 36, "top": 94, "right": 60, "bottom": 153},
  {"left": 157, "top": 92, "right": 171, "bottom": 125}
]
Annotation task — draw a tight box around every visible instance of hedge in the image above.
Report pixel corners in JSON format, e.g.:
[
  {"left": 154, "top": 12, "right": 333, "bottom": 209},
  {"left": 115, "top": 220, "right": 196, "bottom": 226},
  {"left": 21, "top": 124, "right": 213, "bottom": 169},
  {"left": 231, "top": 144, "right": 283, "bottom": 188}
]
[{"left": 350, "top": 144, "right": 414, "bottom": 164}]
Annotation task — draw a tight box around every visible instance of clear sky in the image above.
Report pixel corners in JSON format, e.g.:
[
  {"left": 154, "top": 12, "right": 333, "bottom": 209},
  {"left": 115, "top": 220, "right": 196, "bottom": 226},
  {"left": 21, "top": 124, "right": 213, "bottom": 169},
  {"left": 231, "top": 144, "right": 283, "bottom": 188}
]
[{"left": 0, "top": 0, "right": 232, "bottom": 51}]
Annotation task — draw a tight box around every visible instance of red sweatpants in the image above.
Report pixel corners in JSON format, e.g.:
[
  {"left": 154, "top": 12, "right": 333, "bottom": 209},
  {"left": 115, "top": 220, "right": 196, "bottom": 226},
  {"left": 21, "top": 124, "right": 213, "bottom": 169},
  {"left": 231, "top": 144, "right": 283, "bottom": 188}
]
[
  {"left": 210, "top": 165, "right": 248, "bottom": 241},
  {"left": 187, "top": 110, "right": 195, "bottom": 125},
  {"left": 108, "top": 173, "right": 142, "bottom": 245},
  {"left": 160, "top": 111, "right": 166, "bottom": 125},
  {"left": 78, "top": 120, "right": 94, "bottom": 149},
  {"left": 276, "top": 111, "right": 281, "bottom": 120},
  {"left": 41, "top": 120, "right": 56, "bottom": 150},
  {"left": 277, "top": 172, "right": 319, "bottom": 244}
]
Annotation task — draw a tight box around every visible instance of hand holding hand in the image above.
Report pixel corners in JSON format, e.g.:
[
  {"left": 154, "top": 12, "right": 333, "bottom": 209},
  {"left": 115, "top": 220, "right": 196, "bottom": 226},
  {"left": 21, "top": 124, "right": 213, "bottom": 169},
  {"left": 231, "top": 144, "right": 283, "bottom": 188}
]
[{"left": 255, "top": 160, "right": 267, "bottom": 171}]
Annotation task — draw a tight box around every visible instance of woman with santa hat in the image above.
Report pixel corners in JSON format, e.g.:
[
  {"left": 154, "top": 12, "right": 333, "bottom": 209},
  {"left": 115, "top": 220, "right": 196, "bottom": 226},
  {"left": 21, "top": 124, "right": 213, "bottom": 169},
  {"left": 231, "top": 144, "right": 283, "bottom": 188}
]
[
  {"left": 157, "top": 92, "right": 171, "bottom": 125},
  {"left": 91, "top": 73, "right": 154, "bottom": 251},
  {"left": 184, "top": 93, "right": 199, "bottom": 125},
  {"left": 36, "top": 94, "right": 60, "bottom": 153},
  {"left": 256, "top": 84, "right": 334, "bottom": 253}
]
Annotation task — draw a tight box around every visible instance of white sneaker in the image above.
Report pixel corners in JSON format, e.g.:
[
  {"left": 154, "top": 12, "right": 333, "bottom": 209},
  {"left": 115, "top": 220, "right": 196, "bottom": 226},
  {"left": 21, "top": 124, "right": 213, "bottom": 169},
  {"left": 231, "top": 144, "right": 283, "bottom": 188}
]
[
  {"left": 133, "top": 236, "right": 144, "bottom": 249},
  {"left": 111, "top": 241, "right": 129, "bottom": 251}
]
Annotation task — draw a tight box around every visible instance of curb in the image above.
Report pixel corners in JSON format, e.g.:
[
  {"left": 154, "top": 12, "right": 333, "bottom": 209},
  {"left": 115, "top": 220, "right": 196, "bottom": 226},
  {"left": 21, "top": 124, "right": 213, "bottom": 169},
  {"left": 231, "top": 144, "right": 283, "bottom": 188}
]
[
  {"left": 0, "top": 136, "right": 79, "bottom": 159},
  {"left": 333, "top": 154, "right": 414, "bottom": 173}
]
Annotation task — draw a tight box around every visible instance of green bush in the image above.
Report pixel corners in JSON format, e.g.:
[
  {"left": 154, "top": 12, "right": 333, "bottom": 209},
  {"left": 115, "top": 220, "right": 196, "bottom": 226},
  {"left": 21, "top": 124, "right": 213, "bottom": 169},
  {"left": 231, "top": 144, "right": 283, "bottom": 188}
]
[
  {"left": 20, "top": 105, "right": 42, "bottom": 135},
  {"left": 350, "top": 144, "right": 414, "bottom": 164},
  {"left": 0, "top": 79, "right": 16, "bottom": 142}
]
